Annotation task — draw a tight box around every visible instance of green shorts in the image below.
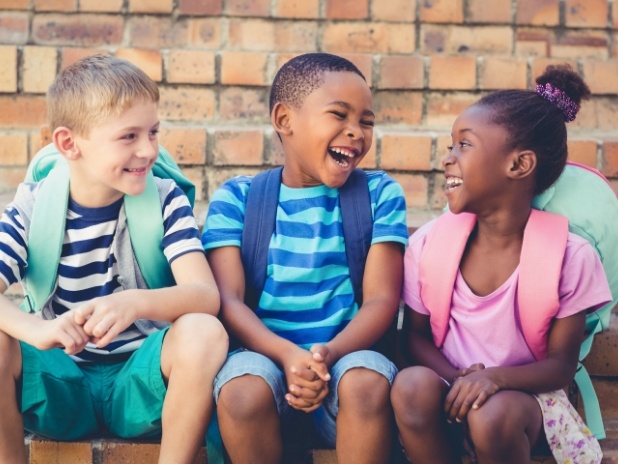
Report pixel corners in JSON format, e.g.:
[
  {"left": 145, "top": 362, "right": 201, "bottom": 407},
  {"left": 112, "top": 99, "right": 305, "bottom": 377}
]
[{"left": 20, "top": 328, "right": 168, "bottom": 441}]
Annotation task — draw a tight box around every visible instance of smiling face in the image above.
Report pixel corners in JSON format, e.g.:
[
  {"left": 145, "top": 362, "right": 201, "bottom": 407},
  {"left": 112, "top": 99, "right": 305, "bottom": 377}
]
[
  {"left": 66, "top": 100, "right": 160, "bottom": 207},
  {"left": 443, "top": 104, "right": 517, "bottom": 215},
  {"left": 275, "top": 71, "right": 374, "bottom": 188}
]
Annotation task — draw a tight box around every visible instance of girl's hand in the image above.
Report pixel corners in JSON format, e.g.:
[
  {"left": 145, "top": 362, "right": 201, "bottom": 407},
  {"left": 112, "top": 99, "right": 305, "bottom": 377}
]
[
  {"left": 451, "top": 362, "right": 485, "bottom": 383},
  {"left": 444, "top": 368, "right": 499, "bottom": 423}
]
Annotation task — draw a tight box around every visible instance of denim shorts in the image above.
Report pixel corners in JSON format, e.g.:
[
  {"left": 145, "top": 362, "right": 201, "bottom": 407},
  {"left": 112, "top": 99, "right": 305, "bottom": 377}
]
[{"left": 213, "top": 349, "right": 397, "bottom": 447}]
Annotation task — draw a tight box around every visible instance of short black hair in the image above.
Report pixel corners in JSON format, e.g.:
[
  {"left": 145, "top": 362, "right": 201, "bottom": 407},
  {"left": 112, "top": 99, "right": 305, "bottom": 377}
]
[
  {"left": 476, "top": 64, "right": 591, "bottom": 194},
  {"left": 269, "top": 53, "right": 366, "bottom": 115}
]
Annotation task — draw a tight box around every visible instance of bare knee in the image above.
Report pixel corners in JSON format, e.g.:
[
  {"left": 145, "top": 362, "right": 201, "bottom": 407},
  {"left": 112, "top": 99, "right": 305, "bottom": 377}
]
[
  {"left": 218, "top": 375, "right": 276, "bottom": 423},
  {"left": 338, "top": 367, "right": 390, "bottom": 418},
  {"left": 391, "top": 367, "right": 446, "bottom": 429},
  {"left": 165, "top": 314, "right": 228, "bottom": 362}
]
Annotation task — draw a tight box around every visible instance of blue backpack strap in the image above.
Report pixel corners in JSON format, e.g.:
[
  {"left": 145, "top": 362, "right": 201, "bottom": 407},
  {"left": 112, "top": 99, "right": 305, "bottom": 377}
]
[
  {"left": 339, "top": 168, "right": 372, "bottom": 305},
  {"left": 241, "top": 167, "right": 372, "bottom": 309},
  {"left": 23, "top": 159, "right": 70, "bottom": 312},
  {"left": 241, "top": 167, "right": 282, "bottom": 310}
]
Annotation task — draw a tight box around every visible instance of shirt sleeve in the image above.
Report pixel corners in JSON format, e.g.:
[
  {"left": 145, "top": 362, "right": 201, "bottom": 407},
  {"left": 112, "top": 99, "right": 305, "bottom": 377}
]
[
  {"left": 555, "top": 233, "right": 612, "bottom": 319},
  {"left": 367, "top": 172, "right": 408, "bottom": 247},
  {"left": 160, "top": 182, "right": 204, "bottom": 263},
  {"left": 201, "top": 176, "right": 251, "bottom": 250}
]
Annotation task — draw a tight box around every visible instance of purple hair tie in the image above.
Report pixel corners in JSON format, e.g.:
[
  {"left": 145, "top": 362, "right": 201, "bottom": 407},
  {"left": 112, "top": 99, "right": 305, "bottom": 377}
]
[{"left": 535, "top": 82, "right": 579, "bottom": 122}]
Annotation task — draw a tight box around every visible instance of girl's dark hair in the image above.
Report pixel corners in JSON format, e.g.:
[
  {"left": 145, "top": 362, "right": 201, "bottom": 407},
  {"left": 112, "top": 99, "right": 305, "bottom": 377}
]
[{"left": 476, "top": 64, "right": 591, "bottom": 194}]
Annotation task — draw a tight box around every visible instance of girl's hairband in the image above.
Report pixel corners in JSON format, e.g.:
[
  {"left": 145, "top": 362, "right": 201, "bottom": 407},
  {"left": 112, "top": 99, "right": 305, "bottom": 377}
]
[{"left": 535, "top": 82, "right": 579, "bottom": 122}]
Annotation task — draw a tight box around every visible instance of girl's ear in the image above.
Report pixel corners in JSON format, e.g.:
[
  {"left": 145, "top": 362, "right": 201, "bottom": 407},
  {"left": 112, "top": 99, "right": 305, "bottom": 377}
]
[
  {"left": 508, "top": 150, "right": 536, "bottom": 180},
  {"left": 271, "top": 102, "right": 293, "bottom": 137},
  {"left": 52, "top": 127, "right": 81, "bottom": 160}
]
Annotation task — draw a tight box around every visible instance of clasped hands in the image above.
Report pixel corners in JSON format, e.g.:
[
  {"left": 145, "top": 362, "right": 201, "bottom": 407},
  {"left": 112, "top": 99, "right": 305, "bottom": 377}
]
[{"left": 283, "top": 344, "right": 333, "bottom": 413}]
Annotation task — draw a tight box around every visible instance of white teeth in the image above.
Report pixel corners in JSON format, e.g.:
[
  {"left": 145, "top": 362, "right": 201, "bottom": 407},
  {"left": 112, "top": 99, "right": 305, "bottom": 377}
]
[
  {"left": 333, "top": 157, "right": 349, "bottom": 167},
  {"left": 330, "top": 148, "right": 354, "bottom": 157},
  {"left": 446, "top": 177, "right": 462, "bottom": 188}
]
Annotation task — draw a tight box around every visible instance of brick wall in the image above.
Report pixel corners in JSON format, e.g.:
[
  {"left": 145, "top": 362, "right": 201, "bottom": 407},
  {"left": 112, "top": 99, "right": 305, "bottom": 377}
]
[{"left": 0, "top": 0, "right": 617, "bottom": 212}]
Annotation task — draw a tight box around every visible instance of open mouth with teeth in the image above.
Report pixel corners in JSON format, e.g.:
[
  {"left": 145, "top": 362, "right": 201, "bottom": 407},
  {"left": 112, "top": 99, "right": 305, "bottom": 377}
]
[
  {"left": 445, "top": 176, "right": 463, "bottom": 191},
  {"left": 328, "top": 147, "right": 356, "bottom": 168}
]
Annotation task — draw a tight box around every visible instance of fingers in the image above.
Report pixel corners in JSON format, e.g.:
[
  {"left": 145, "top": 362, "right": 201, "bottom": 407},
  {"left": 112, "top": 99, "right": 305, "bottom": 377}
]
[
  {"left": 92, "top": 322, "right": 122, "bottom": 348},
  {"left": 74, "top": 304, "right": 94, "bottom": 326}
]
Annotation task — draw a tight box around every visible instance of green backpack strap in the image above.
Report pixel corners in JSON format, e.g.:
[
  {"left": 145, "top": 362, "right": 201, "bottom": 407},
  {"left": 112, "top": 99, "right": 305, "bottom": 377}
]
[{"left": 23, "top": 159, "right": 70, "bottom": 312}]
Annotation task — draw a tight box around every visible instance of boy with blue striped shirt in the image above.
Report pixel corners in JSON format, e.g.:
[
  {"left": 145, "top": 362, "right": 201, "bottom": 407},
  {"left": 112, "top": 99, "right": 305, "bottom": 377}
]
[
  {"left": 0, "top": 55, "right": 227, "bottom": 463},
  {"left": 203, "top": 53, "right": 408, "bottom": 464}
]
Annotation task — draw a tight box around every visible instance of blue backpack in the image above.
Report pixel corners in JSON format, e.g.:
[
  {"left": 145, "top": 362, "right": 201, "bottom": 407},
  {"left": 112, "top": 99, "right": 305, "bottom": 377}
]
[{"left": 21, "top": 142, "right": 196, "bottom": 313}]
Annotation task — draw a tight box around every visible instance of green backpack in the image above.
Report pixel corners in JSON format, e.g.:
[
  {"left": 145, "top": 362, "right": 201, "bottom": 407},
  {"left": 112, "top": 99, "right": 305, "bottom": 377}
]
[{"left": 21, "top": 142, "right": 195, "bottom": 313}]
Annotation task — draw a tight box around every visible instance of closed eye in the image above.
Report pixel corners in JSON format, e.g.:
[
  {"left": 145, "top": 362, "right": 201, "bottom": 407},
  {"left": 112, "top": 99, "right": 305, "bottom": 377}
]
[{"left": 331, "top": 111, "right": 346, "bottom": 119}]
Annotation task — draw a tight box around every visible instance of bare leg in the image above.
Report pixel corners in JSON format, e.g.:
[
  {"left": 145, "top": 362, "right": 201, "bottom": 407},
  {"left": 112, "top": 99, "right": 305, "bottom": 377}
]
[
  {"left": 159, "top": 314, "right": 228, "bottom": 464},
  {"left": 336, "top": 368, "right": 393, "bottom": 464},
  {"left": 467, "top": 390, "right": 543, "bottom": 464},
  {"left": 391, "top": 366, "right": 458, "bottom": 464},
  {"left": 0, "top": 330, "right": 26, "bottom": 464},
  {"left": 217, "top": 375, "right": 282, "bottom": 464}
]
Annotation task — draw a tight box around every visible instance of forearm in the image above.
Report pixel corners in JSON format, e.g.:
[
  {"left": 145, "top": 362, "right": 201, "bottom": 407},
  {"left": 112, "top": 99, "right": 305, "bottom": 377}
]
[
  {"left": 485, "top": 358, "right": 577, "bottom": 394},
  {"left": 409, "top": 335, "right": 459, "bottom": 383},
  {"left": 0, "top": 293, "right": 41, "bottom": 342},
  {"left": 130, "top": 282, "right": 220, "bottom": 322}
]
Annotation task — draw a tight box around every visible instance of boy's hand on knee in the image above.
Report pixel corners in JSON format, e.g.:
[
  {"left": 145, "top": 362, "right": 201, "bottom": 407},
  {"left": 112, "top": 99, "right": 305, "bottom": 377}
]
[{"left": 74, "top": 293, "right": 138, "bottom": 348}]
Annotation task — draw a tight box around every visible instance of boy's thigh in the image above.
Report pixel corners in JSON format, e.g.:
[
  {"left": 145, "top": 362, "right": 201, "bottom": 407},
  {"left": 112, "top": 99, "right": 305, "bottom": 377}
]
[
  {"left": 214, "top": 350, "right": 289, "bottom": 415},
  {"left": 20, "top": 342, "right": 99, "bottom": 440},
  {"left": 107, "top": 328, "right": 168, "bottom": 439},
  {"left": 313, "top": 350, "right": 398, "bottom": 447}
]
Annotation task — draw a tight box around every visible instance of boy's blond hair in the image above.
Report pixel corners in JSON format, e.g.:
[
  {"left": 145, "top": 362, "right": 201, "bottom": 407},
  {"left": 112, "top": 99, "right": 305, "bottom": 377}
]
[{"left": 47, "top": 54, "right": 160, "bottom": 136}]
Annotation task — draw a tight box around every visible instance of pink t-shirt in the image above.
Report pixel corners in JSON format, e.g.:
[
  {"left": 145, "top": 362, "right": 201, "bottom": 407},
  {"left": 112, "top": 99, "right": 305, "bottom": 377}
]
[{"left": 402, "top": 220, "right": 612, "bottom": 370}]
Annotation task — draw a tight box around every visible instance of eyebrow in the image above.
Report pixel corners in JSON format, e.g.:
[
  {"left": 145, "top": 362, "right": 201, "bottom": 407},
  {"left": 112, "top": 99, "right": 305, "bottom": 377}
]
[{"left": 328, "top": 100, "right": 375, "bottom": 118}]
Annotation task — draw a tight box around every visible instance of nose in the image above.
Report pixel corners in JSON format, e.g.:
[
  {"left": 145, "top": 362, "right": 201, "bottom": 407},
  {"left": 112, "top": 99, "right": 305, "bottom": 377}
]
[
  {"left": 137, "top": 136, "right": 158, "bottom": 160},
  {"left": 442, "top": 152, "right": 455, "bottom": 169},
  {"left": 346, "top": 121, "right": 364, "bottom": 140}
]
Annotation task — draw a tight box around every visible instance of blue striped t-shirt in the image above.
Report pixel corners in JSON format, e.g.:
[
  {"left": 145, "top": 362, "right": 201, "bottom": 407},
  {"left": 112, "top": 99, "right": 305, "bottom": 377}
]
[{"left": 202, "top": 170, "right": 408, "bottom": 348}]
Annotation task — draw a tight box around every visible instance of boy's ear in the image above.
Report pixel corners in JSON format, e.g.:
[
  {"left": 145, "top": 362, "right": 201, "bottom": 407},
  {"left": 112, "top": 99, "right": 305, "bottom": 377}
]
[
  {"left": 507, "top": 150, "right": 536, "bottom": 180},
  {"left": 271, "top": 102, "right": 293, "bottom": 136},
  {"left": 52, "top": 127, "right": 81, "bottom": 160}
]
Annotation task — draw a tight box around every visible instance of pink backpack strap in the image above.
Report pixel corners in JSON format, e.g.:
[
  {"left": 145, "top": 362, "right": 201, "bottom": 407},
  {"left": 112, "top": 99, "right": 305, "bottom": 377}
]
[
  {"left": 419, "top": 212, "right": 476, "bottom": 347},
  {"left": 518, "top": 209, "right": 569, "bottom": 360}
]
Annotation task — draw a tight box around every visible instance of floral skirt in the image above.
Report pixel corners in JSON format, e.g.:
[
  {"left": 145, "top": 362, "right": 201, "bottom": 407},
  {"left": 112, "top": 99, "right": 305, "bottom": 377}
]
[{"left": 534, "top": 389, "right": 602, "bottom": 464}]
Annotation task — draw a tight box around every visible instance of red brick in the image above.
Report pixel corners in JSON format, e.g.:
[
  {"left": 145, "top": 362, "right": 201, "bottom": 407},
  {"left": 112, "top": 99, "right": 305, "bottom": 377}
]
[
  {"left": 0, "top": 167, "right": 27, "bottom": 191},
  {"left": 79, "top": 0, "right": 123, "bottom": 12},
  {"left": 225, "top": 0, "right": 270, "bottom": 17},
  {"left": 582, "top": 60, "right": 618, "bottom": 94},
  {"left": 0, "top": 0, "right": 28, "bottom": 9},
  {"left": 515, "top": 28, "right": 551, "bottom": 57},
  {"left": 178, "top": 0, "right": 222, "bottom": 15},
  {"left": 99, "top": 440, "right": 158, "bottom": 463},
  {"left": 480, "top": 57, "right": 527, "bottom": 90},
  {"left": 567, "top": 140, "right": 598, "bottom": 168},
  {"left": 167, "top": 50, "right": 216, "bottom": 85},
  {"left": 33, "top": 14, "right": 123, "bottom": 46},
  {"left": 430, "top": 172, "right": 449, "bottom": 210},
  {"left": 158, "top": 128, "right": 207, "bottom": 165},
  {"left": 565, "top": 0, "right": 608, "bottom": 28},
  {"left": 265, "top": 128, "right": 285, "bottom": 166},
  {"left": 60, "top": 48, "right": 108, "bottom": 70},
  {"left": 373, "top": 91, "right": 423, "bottom": 125},
  {"left": 275, "top": 0, "right": 320, "bottom": 19},
  {"left": 337, "top": 53, "right": 373, "bottom": 87},
  {"left": 322, "top": 23, "right": 415, "bottom": 54},
  {"left": 426, "top": 92, "right": 477, "bottom": 128},
  {"left": 550, "top": 30, "right": 609, "bottom": 59},
  {"left": 0, "top": 45, "right": 17, "bottom": 92},
  {"left": 516, "top": 0, "right": 559, "bottom": 26},
  {"left": 614, "top": 3, "right": 618, "bottom": 28},
  {"left": 531, "top": 58, "right": 578, "bottom": 86},
  {"left": 158, "top": 88, "right": 216, "bottom": 121},
  {"left": 612, "top": 32, "right": 618, "bottom": 58},
  {"left": 0, "top": 133, "right": 28, "bottom": 166},
  {"left": 22, "top": 46, "right": 57, "bottom": 93},
  {"left": 434, "top": 133, "right": 452, "bottom": 171},
  {"left": 378, "top": 55, "right": 424, "bottom": 90},
  {"left": 187, "top": 18, "right": 222, "bottom": 48},
  {"left": 429, "top": 56, "right": 476, "bottom": 90},
  {"left": 421, "top": 25, "right": 512, "bottom": 55},
  {"left": 0, "top": 96, "right": 47, "bottom": 128},
  {"left": 0, "top": 12, "right": 28, "bottom": 44},
  {"left": 391, "top": 173, "right": 429, "bottom": 208},
  {"left": 229, "top": 19, "right": 317, "bottom": 52},
  {"left": 212, "top": 129, "right": 264, "bottom": 166},
  {"left": 325, "top": 0, "right": 369, "bottom": 20},
  {"left": 274, "top": 21, "right": 319, "bottom": 52},
  {"left": 359, "top": 138, "right": 377, "bottom": 169},
  {"left": 467, "top": 0, "right": 511, "bottom": 23},
  {"left": 116, "top": 48, "right": 162, "bottom": 82},
  {"left": 381, "top": 133, "right": 432, "bottom": 171},
  {"left": 219, "top": 87, "right": 269, "bottom": 122},
  {"left": 420, "top": 0, "right": 464, "bottom": 23},
  {"left": 568, "top": 97, "right": 598, "bottom": 131},
  {"left": 183, "top": 167, "right": 205, "bottom": 202},
  {"left": 30, "top": 129, "right": 50, "bottom": 158},
  {"left": 370, "top": 0, "right": 416, "bottom": 22},
  {"left": 602, "top": 139, "right": 618, "bottom": 178},
  {"left": 129, "top": 0, "right": 173, "bottom": 13},
  {"left": 221, "top": 51, "right": 269, "bottom": 86},
  {"left": 33, "top": 0, "right": 77, "bottom": 11},
  {"left": 129, "top": 17, "right": 190, "bottom": 49},
  {"left": 27, "top": 436, "right": 91, "bottom": 464}
]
